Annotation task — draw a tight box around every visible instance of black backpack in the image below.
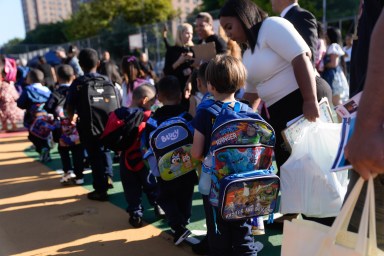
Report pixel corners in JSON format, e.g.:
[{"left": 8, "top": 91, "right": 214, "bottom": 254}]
[
  {"left": 44, "top": 86, "right": 68, "bottom": 116},
  {"left": 77, "top": 76, "right": 121, "bottom": 138}
]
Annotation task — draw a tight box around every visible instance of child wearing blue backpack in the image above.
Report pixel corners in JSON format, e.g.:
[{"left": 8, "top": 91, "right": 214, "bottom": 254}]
[
  {"left": 145, "top": 75, "right": 198, "bottom": 245},
  {"left": 191, "top": 55, "right": 275, "bottom": 255}
]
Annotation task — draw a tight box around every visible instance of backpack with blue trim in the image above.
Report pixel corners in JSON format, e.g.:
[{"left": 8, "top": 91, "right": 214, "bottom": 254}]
[
  {"left": 149, "top": 113, "right": 200, "bottom": 181},
  {"left": 205, "top": 101, "right": 280, "bottom": 221}
]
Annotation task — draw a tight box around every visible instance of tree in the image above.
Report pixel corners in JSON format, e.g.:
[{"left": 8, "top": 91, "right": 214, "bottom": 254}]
[
  {"left": 66, "top": 0, "right": 175, "bottom": 40},
  {"left": 23, "top": 22, "right": 69, "bottom": 44}
]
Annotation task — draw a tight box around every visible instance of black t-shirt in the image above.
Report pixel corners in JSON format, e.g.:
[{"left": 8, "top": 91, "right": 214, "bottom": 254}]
[
  {"left": 163, "top": 45, "right": 194, "bottom": 92},
  {"left": 198, "top": 34, "right": 227, "bottom": 55}
]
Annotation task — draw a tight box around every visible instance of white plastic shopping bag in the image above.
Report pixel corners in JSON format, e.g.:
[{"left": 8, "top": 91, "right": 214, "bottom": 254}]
[
  {"left": 280, "top": 120, "right": 349, "bottom": 217},
  {"left": 281, "top": 175, "right": 384, "bottom": 256}
]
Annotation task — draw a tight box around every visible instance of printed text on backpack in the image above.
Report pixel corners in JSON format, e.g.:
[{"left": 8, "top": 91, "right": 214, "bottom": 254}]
[{"left": 149, "top": 114, "right": 200, "bottom": 181}]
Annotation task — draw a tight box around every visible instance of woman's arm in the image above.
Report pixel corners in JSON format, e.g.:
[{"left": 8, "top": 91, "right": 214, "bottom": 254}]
[
  {"left": 292, "top": 53, "right": 319, "bottom": 122},
  {"left": 243, "top": 92, "right": 261, "bottom": 112}
]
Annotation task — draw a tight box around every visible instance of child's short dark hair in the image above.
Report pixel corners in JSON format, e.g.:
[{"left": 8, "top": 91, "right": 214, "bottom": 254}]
[
  {"left": 132, "top": 83, "right": 156, "bottom": 101},
  {"left": 56, "top": 64, "right": 74, "bottom": 82},
  {"left": 79, "top": 48, "right": 98, "bottom": 72},
  {"left": 28, "top": 68, "right": 44, "bottom": 84},
  {"left": 156, "top": 75, "right": 181, "bottom": 102},
  {"left": 205, "top": 55, "right": 246, "bottom": 94},
  {"left": 197, "top": 62, "right": 209, "bottom": 86}
]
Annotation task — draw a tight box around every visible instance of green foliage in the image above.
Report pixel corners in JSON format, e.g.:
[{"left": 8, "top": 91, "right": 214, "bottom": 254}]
[
  {"left": 67, "top": 0, "right": 174, "bottom": 40},
  {"left": 23, "top": 22, "right": 68, "bottom": 44}
]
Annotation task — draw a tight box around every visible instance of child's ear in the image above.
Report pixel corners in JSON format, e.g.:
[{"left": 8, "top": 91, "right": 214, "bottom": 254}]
[{"left": 142, "top": 96, "right": 150, "bottom": 105}]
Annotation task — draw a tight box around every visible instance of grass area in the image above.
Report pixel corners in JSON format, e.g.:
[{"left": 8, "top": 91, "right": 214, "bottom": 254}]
[{"left": 25, "top": 146, "right": 283, "bottom": 255}]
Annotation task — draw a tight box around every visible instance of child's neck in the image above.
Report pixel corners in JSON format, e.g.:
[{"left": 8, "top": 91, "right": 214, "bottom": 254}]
[{"left": 214, "top": 93, "right": 236, "bottom": 103}]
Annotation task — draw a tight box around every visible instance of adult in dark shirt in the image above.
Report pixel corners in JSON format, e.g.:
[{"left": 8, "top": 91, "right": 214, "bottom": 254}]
[
  {"left": 163, "top": 23, "right": 195, "bottom": 110},
  {"left": 195, "top": 12, "right": 227, "bottom": 55},
  {"left": 37, "top": 56, "right": 56, "bottom": 89}
]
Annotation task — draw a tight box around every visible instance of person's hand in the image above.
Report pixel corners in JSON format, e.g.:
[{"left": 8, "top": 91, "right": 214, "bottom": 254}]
[
  {"left": 302, "top": 100, "right": 319, "bottom": 122},
  {"left": 175, "top": 52, "right": 194, "bottom": 68},
  {"left": 345, "top": 127, "right": 384, "bottom": 180}
]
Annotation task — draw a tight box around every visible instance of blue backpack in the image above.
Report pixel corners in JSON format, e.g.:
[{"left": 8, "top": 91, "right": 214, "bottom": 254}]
[
  {"left": 205, "top": 101, "right": 280, "bottom": 221},
  {"left": 149, "top": 113, "right": 200, "bottom": 181}
]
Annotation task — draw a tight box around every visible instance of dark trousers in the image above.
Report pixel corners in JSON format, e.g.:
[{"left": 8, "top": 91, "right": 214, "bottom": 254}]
[
  {"left": 265, "top": 89, "right": 303, "bottom": 171},
  {"left": 58, "top": 144, "right": 85, "bottom": 179},
  {"left": 28, "top": 132, "right": 49, "bottom": 154},
  {"left": 157, "top": 171, "right": 197, "bottom": 230},
  {"left": 206, "top": 205, "right": 258, "bottom": 256},
  {"left": 119, "top": 156, "right": 158, "bottom": 217},
  {"left": 83, "top": 138, "right": 112, "bottom": 193}
]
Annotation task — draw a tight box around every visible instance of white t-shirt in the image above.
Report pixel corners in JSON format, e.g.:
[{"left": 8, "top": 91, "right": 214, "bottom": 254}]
[
  {"left": 343, "top": 46, "right": 352, "bottom": 62},
  {"left": 243, "top": 17, "right": 310, "bottom": 107}
]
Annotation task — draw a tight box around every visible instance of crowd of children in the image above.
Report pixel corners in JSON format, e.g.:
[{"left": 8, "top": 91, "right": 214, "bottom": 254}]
[{"left": 1, "top": 6, "right": 360, "bottom": 253}]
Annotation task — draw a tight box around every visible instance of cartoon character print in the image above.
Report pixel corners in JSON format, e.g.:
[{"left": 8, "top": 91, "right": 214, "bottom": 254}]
[
  {"left": 181, "top": 151, "right": 193, "bottom": 169},
  {"left": 256, "top": 182, "right": 278, "bottom": 208},
  {"left": 256, "top": 123, "right": 275, "bottom": 145},
  {"left": 60, "top": 118, "right": 80, "bottom": 146},
  {"left": 216, "top": 149, "right": 254, "bottom": 174},
  {"left": 169, "top": 148, "right": 183, "bottom": 176},
  {"left": 239, "top": 123, "right": 261, "bottom": 144}
]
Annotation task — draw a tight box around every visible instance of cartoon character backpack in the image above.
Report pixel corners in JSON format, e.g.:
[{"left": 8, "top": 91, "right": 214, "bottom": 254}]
[
  {"left": 206, "top": 101, "right": 280, "bottom": 221},
  {"left": 57, "top": 118, "right": 81, "bottom": 147},
  {"left": 149, "top": 113, "right": 200, "bottom": 181}
]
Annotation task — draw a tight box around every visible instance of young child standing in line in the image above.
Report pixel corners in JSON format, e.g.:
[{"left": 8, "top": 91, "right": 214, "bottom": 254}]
[
  {"left": 191, "top": 55, "right": 263, "bottom": 255},
  {"left": 120, "top": 84, "right": 164, "bottom": 228},
  {"left": 17, "top": 69, "right": 52, "bottom": 162},
  {"left": 146, "top": 75, "right": 198, "bottom": 245},
  {"left": 47, "top": 64, "right": 85, "bottom": 185}
]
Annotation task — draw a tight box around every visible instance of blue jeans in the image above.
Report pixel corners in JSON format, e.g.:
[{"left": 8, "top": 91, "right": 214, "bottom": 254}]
[
  {"left": 157, "top": 171, "right": 197, "bottom": 230},
  {"left": 119, "top": 156, "right": 158, "bottom": 217},
  {"left": 58, "top": 144, "right": 84, "bottom": 179},
  {"left": 83, "top": 138, "right": 112, "bottom": 193},
  {"left": 346, "top": 171, "right": 384, "bottom": 250},
  {"left": 206, "top": 205, "right": 259, "bottom": 256}
]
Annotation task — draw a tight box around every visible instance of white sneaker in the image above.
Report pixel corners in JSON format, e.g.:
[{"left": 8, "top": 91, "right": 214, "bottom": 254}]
[
  {"left": 60, "top": 173, "right": 75, "bottom": 184},
  {"left": 75, "top": 178, "right": 84, "bottom": 185}
]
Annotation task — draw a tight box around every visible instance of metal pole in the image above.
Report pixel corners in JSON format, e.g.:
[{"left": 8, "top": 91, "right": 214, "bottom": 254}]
[{"left": 323, "top": 0, "right": 327, "bottom": 27}]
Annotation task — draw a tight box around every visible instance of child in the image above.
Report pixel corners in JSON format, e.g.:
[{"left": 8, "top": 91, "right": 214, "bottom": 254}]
[
  {"left": 120, "top": 55, "right": 148, "bottom": 107},
  {"left": 120, "top": 84, "right": 164, "bottom": 228},
  {"left": 17, "top": 68, "right": 52, "bottom": 162},
  {"left": 188, "top": 62, "right": 212, "bottom": 117},
  {"left": 65, "top": 48, "right": 117, "bottom": 201},
  {"left": 146, "top": 75, "right": 198, "bottom": 245},
  {"left": 47, "top": 64, "right": 85, "bottom": 185},
  {"left": 191, "top": 55, "right": 263, "bottom": 255}
]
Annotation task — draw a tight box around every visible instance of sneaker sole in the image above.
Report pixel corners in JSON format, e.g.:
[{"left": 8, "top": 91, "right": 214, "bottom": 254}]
[{"left": 174, "top": 230, "right": 192, "bottom": 245}]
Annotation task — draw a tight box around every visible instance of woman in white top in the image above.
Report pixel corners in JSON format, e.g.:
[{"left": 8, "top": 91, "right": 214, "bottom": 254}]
[{"left": 219, "top": 0, "right": 319, "bottom": 169}]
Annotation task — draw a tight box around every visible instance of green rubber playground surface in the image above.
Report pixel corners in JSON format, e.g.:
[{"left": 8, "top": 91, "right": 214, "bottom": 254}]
[{"left": 25, "top": 147, "right": 283, "bottom": 255}]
